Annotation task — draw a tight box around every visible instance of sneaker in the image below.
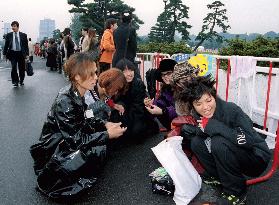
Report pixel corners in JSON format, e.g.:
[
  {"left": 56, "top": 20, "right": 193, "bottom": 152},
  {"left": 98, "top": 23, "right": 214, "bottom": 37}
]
[
  {"left": 217, "top": 192, "right": 247, "bottom": 205},
  {"left": 202, "top": 176, "right": 221, "bottom": 186},
  {"left": 13, "top": 83, "right": 19, "bottom": 87},
  {"left": 20, "top": 82, "right": 24, "bottom": 86}
]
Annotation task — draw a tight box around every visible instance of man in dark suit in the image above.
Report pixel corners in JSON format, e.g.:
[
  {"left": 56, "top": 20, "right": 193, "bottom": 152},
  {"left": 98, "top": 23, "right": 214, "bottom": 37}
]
[{"left": 3, "top": 21, "right": 29, "bottom": 87}]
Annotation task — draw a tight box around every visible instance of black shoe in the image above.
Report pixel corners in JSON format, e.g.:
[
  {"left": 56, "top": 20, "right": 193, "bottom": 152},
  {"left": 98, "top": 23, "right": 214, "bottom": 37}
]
[
  {"left": 20, "top": 82, "right": 24, "bottom": 86},
  {"left": 13, "top": 83, "right": 19, "bottom": 87},
  {"left": 216, "top": 192, "right": 247, "bottom": 205}
]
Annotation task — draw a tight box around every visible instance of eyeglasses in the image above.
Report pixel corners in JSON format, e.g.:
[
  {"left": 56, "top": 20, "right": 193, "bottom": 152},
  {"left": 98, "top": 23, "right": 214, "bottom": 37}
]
[{"left": 161, "top": 71, "right": 173, "bottom": 77}]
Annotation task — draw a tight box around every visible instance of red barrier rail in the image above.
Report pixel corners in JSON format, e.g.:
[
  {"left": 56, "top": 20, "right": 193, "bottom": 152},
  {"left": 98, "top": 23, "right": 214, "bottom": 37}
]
[
  {"left": 246, "top": 120, "right": 279, "bottom": 185},
  {"left": 263, "top": 62, "right": 273, "bottom": 130},
  {"left": 225, "top": 59, "right": 231, "bottom": 102},
  {"left": 215, "top": 58, "right": 220, "bottom": 96},
  {"left": 213, "top": 56, "right": 279, "bottom": 185}
]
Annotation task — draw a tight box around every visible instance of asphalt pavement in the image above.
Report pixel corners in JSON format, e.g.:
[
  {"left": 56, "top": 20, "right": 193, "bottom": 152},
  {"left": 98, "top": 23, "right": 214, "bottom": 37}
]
[{"left": 0, "top": 57, "right": 278, "bottom": 205}]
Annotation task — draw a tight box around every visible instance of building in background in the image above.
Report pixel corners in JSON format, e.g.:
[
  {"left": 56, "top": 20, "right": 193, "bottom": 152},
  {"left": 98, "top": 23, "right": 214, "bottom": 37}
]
[
  {"left": 38, "top": 18, "right": 55, "bottom": 42},
  {"left": 3, "top": 23, "right": 10, "bottom": 35}
]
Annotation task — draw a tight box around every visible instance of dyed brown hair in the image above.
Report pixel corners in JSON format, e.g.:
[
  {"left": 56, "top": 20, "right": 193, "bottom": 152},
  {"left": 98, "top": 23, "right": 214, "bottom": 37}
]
[
  {"left": 64, "top": 52, "right": 96, "bottom": 84},
  {"left": 98, "top": 68, "right": 127, "bottom": 96}
]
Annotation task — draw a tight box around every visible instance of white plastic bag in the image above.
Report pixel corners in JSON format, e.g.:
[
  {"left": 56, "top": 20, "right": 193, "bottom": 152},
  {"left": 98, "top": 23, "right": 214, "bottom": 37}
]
[{"left": 151, "top": 136, "right": 202, "bottom": 205}]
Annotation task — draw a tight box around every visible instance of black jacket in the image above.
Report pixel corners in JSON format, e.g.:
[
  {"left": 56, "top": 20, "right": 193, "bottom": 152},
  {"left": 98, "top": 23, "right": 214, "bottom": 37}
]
[
  {"left": 3, "top": 31, "right": 29, "bottom": 59},
  {"left": 30, "top": 85, "right": 109, "bottom": 198},
  {"left": 198, "top": 97, "right": 271, "bottom": 163},
  {"left": 112, "top": 23, "right": 137, "bottom": 66},
  {"left": 116, "top": 78, "right": 147, "bottom": 128}
]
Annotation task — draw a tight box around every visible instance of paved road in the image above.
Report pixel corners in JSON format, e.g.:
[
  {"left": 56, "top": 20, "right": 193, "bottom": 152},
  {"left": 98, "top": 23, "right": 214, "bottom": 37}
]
[{"left": 0, "top": 57, "right": 278, "bottom": 205}]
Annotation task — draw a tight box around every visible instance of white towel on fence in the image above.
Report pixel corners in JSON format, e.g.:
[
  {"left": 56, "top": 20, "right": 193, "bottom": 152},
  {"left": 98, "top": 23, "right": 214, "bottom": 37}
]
[{"left": 230, "top": 56, "right": 256, "bottom": 82}]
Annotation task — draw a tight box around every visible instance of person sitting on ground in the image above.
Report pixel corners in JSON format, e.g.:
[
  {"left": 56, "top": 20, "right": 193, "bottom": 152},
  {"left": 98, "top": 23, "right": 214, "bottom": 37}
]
[
  {"left": 176, "top": 75, "right": 271, "bottom": 205},
  {"left": 30, "top": 52, "right": 127, "bottom": 199},
  {"left": 84, "top": 68, "right": 128, "bottom": 121},
  {"left": 144, "top": 59, "right": 177, "bottom": 131},
  {"left": 113, "top": 58, "right": 159, "bottom": 143},
  {"left": 170, "top": 60, "right": 200, "bottom": 133}
]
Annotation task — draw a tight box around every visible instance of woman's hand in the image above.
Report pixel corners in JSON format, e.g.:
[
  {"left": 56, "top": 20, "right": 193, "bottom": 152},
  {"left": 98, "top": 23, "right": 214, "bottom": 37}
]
[
  {"left": 144, "top": 97, "right": 154, "bottom": 107},
  {"left": 114, "top": 104, "right": 125, "bottom": 115},
  {"left": 105, "top": 122, "right": 116, "bottom": 129},
  {"left": 145, "top": 104, "right": 163, "bottom": 115},
  {"left": 107, "top": 122, "right": 127, "bottom": 139}
]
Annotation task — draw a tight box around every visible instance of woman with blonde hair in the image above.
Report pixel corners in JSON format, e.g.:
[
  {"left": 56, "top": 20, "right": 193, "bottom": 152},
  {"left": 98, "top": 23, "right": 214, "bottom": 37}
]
[{"left": 30, "top": 52, "right": 126, "bottom": 199}]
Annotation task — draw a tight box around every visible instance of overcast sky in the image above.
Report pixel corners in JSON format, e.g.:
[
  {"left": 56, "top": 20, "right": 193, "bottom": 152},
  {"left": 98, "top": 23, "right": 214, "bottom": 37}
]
[{"left": 1, "top": 0, "right": 278, "bottom": 41}]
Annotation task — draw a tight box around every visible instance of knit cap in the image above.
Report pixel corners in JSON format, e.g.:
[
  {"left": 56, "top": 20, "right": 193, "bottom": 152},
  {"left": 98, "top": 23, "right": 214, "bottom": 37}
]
[{"left": 172, "top": 61, "right": 200, "bottom": 86}]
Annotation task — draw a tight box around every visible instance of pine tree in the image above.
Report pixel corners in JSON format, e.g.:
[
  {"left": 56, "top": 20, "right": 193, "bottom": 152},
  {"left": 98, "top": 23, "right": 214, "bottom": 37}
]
[
  {"left": 148, "top": 0, "right": 191, "bottom": 43},
  {"left": 67, "top": 0, "right": 143, "bottom": 37},
  {"left": 194, "top": 1, "right": 230, "bottom": 51}
]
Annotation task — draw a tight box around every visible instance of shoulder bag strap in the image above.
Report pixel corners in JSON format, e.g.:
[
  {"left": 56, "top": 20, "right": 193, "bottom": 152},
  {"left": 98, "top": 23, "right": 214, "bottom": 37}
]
[{"left": 124, "top": 25, "right": 131, "bottom": 58}]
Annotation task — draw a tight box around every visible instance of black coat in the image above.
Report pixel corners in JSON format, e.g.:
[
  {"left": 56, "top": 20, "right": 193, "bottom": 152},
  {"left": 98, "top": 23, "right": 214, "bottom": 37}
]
[
  {"left": 112, "top": 23, "right": 137, "bottom": 66},
  {"left": 112, "top": 78, "right": 157, "bottom": 139},
  {"left": 30, "top": 85, "right": 108, "bottom": 198},
  {"left": 3, "top": 31, "right": 29, "bottom": 59},
  {"left": 196, "top": 97, "right": 271, "bottom": 164},
  {"left": 46, "top": 45, "right": 58, "bottom": 68}
]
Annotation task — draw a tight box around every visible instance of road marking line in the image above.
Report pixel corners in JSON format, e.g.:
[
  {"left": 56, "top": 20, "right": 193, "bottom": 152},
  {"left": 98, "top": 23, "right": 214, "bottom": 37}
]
[{"left": 0, "top": 67, "right": 11, "bottom": 71}]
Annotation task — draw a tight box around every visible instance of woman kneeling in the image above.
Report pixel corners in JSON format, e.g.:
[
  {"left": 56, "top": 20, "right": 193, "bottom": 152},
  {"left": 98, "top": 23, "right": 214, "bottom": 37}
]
[{"left": 30, "top": 52, "right": 126, "bottom": 199}]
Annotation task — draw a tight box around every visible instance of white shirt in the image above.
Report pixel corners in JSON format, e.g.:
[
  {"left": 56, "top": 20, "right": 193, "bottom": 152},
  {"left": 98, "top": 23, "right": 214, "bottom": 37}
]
[{"left": 12, "top": 32, "right": 21, "bottom": 51}]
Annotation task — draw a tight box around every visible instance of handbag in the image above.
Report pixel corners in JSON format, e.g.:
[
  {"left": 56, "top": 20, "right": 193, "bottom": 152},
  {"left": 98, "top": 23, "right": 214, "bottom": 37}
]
[
  {"left": 152, "top": 136, "right": 202, "bottom": 205},
  {"left": 26, "top": 61, "right": 34, "bottom": 76}
]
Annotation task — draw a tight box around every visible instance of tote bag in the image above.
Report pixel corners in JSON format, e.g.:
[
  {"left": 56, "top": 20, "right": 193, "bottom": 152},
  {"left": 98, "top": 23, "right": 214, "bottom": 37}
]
[{"left": 152, "top": 136, "right": 202, "bottom": 205}]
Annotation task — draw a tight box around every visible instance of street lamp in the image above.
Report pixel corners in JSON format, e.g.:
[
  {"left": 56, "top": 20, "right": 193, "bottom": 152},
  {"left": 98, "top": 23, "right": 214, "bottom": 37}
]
[{"left": 163, "top": 0, "right": 168, "bottom": 42}]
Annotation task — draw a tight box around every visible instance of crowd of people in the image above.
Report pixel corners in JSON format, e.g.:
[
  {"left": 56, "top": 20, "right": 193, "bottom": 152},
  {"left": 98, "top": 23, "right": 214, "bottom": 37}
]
[{"left": 3, "top": 14, "right": 272, "bottom": 205}]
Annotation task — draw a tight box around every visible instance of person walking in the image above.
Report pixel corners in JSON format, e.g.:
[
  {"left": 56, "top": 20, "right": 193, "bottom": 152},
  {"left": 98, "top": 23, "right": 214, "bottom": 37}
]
[
  {"left": 99, "top": 18, "right": 117, "bottom": 73},
  {"left": 3, "top": 21, "right": 29, "bottom": 87},
  {"left": 28, "top": 38, "right": 34, "bottom": 63}
]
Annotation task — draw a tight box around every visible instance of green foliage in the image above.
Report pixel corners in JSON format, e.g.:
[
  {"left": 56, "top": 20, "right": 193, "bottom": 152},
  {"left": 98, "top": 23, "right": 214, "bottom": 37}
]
[
  {"left": 220, "top": 36, "right": 279, "bottom": 57},
  {"left": 148, "top": 0, "right": 191, "bottom": 43},
  {"left": 138, "top": 41, "right": 192, "bottom": 56},
  {"left": 70, "top": 14, "right": 83, "bottom": 42},
  {"left": 68, "top": 0, "right": 143, "bottom": 37},
  {"left": 220, "top": 36, "right": 279, "bottom": 67},
  {"left": 52, "top": 29, "right": 61, "bottom": 41},
  {"left": 194, "top": 1, "right": 230, "bottom": 51}
]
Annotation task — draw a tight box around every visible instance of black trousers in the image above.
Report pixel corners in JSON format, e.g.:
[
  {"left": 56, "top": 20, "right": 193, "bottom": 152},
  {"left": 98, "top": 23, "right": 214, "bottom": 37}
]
[
  {"left": 10, "top": 51, "right": 25, "bottom": 84},
  {"left": 110, "top": 109, "right": 158, "bottom": 143},
  {"left": 191, "top": 135, "right": 267, "bottom": 196}
]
